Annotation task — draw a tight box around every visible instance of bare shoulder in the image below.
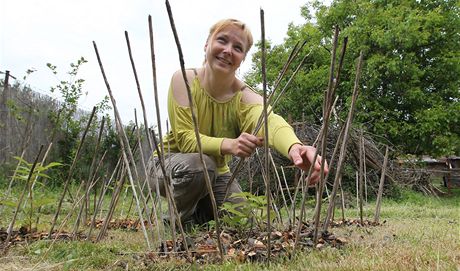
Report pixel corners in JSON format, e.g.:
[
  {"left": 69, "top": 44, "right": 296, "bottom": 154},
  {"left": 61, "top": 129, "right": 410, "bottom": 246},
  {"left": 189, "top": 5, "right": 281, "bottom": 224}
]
[
  {"left": 240, "top": 85, "right": 263, "bottom": 105},
  {"left": 171, "top": 69, "right": 197, "bottom": 106}
]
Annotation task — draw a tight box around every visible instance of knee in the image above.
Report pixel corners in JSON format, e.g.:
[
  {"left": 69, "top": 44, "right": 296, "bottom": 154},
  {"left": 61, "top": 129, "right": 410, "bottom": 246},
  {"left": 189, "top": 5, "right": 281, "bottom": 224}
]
[
  {"left": 170, "top": 153, "right": 216, "bottom": 187},
  {"left": 172, "top": 153, "right": 216, "bottom": 176},
  {"left": 186, "top": 153, "right": 216, "bottom": 172}
]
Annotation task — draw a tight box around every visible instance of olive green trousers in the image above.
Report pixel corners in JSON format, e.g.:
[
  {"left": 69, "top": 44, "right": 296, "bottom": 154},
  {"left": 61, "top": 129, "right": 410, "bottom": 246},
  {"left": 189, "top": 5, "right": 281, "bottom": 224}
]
[{"left": 151, "top": 153, "right": 242, "bottom": 225}]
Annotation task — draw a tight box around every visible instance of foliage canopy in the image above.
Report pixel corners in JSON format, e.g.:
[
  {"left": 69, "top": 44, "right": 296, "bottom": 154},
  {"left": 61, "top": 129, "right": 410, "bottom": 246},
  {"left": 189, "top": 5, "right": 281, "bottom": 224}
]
[{"left": 246, "top": 0, "right": 460, "bottom": 156}]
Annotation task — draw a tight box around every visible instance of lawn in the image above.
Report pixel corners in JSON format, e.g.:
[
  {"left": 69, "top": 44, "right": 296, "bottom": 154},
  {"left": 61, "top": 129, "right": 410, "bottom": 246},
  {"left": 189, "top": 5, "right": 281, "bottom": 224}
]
[{"left": 0, "top": 187, "right": 459, "bottom": 270}]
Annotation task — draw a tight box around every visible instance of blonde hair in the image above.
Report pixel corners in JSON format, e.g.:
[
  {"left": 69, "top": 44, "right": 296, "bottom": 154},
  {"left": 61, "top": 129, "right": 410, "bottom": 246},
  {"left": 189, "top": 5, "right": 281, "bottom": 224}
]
[{"left": 207, "top": 18, "right": 253, "bottom": 54}]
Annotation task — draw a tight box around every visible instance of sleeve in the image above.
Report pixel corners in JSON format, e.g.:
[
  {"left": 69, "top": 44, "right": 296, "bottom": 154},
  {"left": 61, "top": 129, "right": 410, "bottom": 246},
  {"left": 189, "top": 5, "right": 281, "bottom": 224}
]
[
  {"left": 168, "top": 85, "right": 225, "bottom": 157},
  {"left": 239, "top": 103, "right": 302, "bottom": 158}
]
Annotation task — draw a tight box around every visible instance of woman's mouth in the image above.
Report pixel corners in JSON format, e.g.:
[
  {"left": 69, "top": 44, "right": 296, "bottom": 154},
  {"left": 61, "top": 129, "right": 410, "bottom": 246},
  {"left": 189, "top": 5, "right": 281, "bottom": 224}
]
[{"left": 216, "top": 56, "right": 232, "bottom": 65}]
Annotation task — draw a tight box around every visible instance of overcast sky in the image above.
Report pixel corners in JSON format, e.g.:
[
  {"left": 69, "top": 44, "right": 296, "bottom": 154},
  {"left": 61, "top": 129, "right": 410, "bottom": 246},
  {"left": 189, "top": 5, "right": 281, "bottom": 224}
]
[{"left": 1, "top": 0, "right": 309, "bottom": 129}]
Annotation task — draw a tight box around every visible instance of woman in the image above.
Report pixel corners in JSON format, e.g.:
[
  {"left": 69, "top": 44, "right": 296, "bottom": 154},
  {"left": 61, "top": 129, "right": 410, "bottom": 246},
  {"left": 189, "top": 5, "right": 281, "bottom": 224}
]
[{"left": 153, "top": 18, "right": 328, "bottom": 226}]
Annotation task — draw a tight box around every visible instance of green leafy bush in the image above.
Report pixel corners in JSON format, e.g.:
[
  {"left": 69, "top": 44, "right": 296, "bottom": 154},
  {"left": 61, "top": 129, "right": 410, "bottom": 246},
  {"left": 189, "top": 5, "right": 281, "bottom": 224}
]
[{"left": 220, "top": 192, "right": 276, "bottom": 232}]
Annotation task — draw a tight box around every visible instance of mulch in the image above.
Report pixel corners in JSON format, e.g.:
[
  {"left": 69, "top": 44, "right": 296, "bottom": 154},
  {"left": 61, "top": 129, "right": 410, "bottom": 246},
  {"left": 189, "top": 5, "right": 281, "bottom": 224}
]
[{"left": 1, "top": 218, "right": 382, "bottom": 263}]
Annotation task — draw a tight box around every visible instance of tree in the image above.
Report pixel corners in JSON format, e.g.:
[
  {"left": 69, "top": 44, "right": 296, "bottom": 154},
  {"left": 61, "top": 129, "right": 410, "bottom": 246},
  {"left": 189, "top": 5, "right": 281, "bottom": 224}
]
[{"left": 246, "top": 0, "right": 460, "bottom": 156}]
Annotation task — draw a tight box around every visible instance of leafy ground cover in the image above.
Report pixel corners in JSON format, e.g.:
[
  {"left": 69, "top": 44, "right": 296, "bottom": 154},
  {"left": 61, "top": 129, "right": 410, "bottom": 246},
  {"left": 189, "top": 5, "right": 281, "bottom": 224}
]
[{"left": 0, "top": 187, "right": 458, "bottom": 270}]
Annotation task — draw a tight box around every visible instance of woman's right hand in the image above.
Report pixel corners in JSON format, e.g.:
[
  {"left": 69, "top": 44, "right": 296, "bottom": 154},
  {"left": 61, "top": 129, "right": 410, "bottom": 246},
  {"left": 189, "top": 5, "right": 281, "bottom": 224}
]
[{"left": 221, "top": 132, "right": 264, "bottom": 158}]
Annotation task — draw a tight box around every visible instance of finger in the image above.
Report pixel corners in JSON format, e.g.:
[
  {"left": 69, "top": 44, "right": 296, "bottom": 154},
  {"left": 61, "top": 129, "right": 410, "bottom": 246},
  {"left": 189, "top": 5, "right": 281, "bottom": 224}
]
[
  {"left": 307, "top": 172, "right": 320, "bottom": 185},
  {"left": 323, "top": 159, "right": 330, "bottom": 174},
  {"left": 315, "top": 156, "right": 329, "bottom": 176},
  {"left": 291, "top": 151, "right": 304, "bottom": 167},
  {"left": 245, "top": 134, "right": 263, "bottom": 146},
  {"left": 238, "top": 143, "right": 253, "bottom": 155},
  {"left": 235, "top": 147, "right": 251, "bottom": 158},
  {"left": 314, "top": 155, "right": 322, "bottom": 170},
  {"left": 310, "top": 169, "right": 320, "bottom": 181},
  {"left": 256, "top": 136, "right": 264, "bottom": 146}
]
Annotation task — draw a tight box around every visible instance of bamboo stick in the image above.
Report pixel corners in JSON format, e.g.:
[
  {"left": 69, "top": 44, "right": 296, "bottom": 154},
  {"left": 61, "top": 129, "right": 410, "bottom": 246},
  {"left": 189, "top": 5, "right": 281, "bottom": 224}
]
[
  {"left": 280, "top": 166, "right": 294, "bottom": 207},
  {"left": 363, "top": 134, "right": 368, "bottom": 204},
  {"left": 73, "top": 116, "right": 106, "bottom": 236},
  {"left": 339, "top": 176, "right": 346, "bottom": 221},
  {"left": 131, "top": 109, "right": 161, "bottom": 243},
  {"left": 87, "top": 154, "right": 122, "bottom": 240},
  {"left": 23, "top": 140, "right": 54, "bottom": 226},
  {"left": 86, "top": 149, "right": 108, "bottom": 214},
  {"left": 93, "top": 41, "right": 152, "bottom": 249},
  {"left": 121, "top": 33, "right": 160, "bottom": 244},
  {"left": 3, "top": 145, "right": 43, "bottom": 250},
  {"left": 312, "top": 26, "right": 340, "bottom": 244},
  {"left": 148, "top": 14, "right": 170, "bottom": 249},
  {"left": 270, "top": 153, "right": 291, "bottom": 225},
  {"left": 165, "top": 0, "right": 223, "bottom": 260},
  {"left": 84, "top": 117, "right": 106, "bottom": 222},
  {"left": 248, "top": 162, "right": 253, "bottom": 194},
  {"left": 96, "top": 159, "right": 128, "bottom": 241},
  {"left": 322, "top": 51, "right": 364, "bottom": 232},
  {"left": 223, "top": 47, "right": 312, "bottom": 204},
  {"left": 48, "top": 107, "right": 96, "bottom": 238},
  {"left": 319, "top": 111, "right": 346, "bottom": 226},
  {"left": 44, "top": 175, "right": 100, "bottom": 257},
  {"left": 355, "top": 172, "right": 359, "bottom": 215},
  {"left": 260, "top": 8, "right": 272, "bottom": 262},
  {"left": 289, "top": 122, "right": 324, "bottom": 228},
  {"left": 293, "top": 153, "right": 320, "bottom": 250},
  {"left": 374, "top": 146, "right": 389, "bottom": 223},
  {"left": 358, "top": 129, "right": 364, "bottom": 225},
  {"left": 145, "top": 15, "right": 187, "bottom": 254},
  {"left": 270, "top": 40, "right": 304, "bottom": 98},
  {"left": 222, "top": 40, "right": 311, "bottom": 203},
  {"left": 159, "top": 120, "right": 182, "bottom": 253},
  {"left": 5, "top": 109, "right": 34, "bottom": 197},
  {"left": 148, "top": 15, "right": 165, "bottom": 156},
  {"left": 254, "top": 149, "right": 283, "bottom": 224}
]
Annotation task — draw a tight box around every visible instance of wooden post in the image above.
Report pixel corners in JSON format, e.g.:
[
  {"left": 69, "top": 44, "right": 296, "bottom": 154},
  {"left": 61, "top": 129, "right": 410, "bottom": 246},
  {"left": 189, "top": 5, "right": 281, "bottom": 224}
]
[
  {"left": 4, "top": 145, "right": 43, "bottom": 250},
  {"left": 322, "top": 51, "right": 364, "bottom": 232},
  {"left": 1, "top": 71, "right": 11, "bottom": 163},
  {"left": 358, "top": 130, "right": 364, "bottom": 225},
  {"left": 165, "top": 0, "right": 221, "bottom": 259},
  {"left": 339, "top": 176, "right": 346, "bottom": 221},
  {"left": 260, "top": 9, "right": 272, "bottom": 262},
  {"left": 374, "top": 146, "right": 389, "bottom": 223}
]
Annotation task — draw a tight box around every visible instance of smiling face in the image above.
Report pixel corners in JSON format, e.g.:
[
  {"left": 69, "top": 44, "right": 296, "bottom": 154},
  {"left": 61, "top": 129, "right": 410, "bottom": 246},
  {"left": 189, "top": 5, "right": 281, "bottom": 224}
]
[{"left": 204, "top": 22, "right": 252, "bottom": 75}]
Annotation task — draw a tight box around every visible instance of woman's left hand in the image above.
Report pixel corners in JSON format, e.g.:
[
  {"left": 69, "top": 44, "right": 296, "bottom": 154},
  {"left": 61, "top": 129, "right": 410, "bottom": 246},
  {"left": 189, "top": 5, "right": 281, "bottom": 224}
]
[{"left": 288, "top": 144, "right": 329, "bottom": 185}]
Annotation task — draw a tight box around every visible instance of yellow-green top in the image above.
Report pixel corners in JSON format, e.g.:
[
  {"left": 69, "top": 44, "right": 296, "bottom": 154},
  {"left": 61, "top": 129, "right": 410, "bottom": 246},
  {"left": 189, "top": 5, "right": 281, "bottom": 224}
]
[{"left": 161, "top": 76, "right": 301, "bottom": 174}]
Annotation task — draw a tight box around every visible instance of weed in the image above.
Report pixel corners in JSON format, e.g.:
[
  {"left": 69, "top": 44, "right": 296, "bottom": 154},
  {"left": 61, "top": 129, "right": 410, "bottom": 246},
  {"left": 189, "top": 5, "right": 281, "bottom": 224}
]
[{"left": 220, "top": 192, "right": 276, "bottom": 232}]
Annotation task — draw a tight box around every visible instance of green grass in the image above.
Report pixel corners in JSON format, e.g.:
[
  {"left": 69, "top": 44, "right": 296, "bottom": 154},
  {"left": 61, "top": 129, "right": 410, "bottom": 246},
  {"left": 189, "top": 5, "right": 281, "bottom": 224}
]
[{"left": 1, "top": 187, "right": 459, "bottom": 270}]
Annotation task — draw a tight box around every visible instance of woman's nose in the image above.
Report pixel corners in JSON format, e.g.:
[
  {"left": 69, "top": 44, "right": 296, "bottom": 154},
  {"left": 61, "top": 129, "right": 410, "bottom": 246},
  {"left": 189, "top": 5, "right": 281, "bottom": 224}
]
[{"left": 222, "top": 44, "right": 233, "bottom": 55}]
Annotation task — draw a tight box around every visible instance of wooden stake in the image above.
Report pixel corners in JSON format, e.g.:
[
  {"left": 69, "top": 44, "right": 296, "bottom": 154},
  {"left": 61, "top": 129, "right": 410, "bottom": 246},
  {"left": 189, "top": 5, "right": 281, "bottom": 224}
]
[
  {"left": 280, "top": 166, "right": 294, "bottom": 207},
  {"left": 87, "top": 155, "right": 122, "bottom": 240},
  {"left": 165, "top": 0, "right": 222, "bottom": 260},
  {"left": 270, "top": 153, "right": 291, "bottom": 224},
  {"left": 312, "top": 26, "right": 340, "bottom": 244},
  {"left": 73, "top": 115, "right": 105, "bottom": 237},
  {"left": 48, "top": 107, "right": 96, "bottom": 238},
  {"left": 374, "top": 146, "right": 389, "bottom": 223},
  {"left": 358, "top": 129, "right": 364, "bottom": 225},
  {"left": 148, "top": 14, "right": 168, "bottom": 243},
  {"left": 4, "top": 145, "right": 43, "bottom": 250},
  {"left": 322, "top": 51, "right": 364, "bottom": 232},
  {"left": 93, "top": 41, "right": 152, "bottom": 249},
  {"left": 223, "top": 40, "right": 311, "bottom": 203},
  {"left": 362, "top": 134, "right": 368, "bottom": 204},
  {"left": 339, "top": 176, "right": 346, "bottom": 221},
  {"left": 259, "top": 8, "right": 272, "bottom": 263}
]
